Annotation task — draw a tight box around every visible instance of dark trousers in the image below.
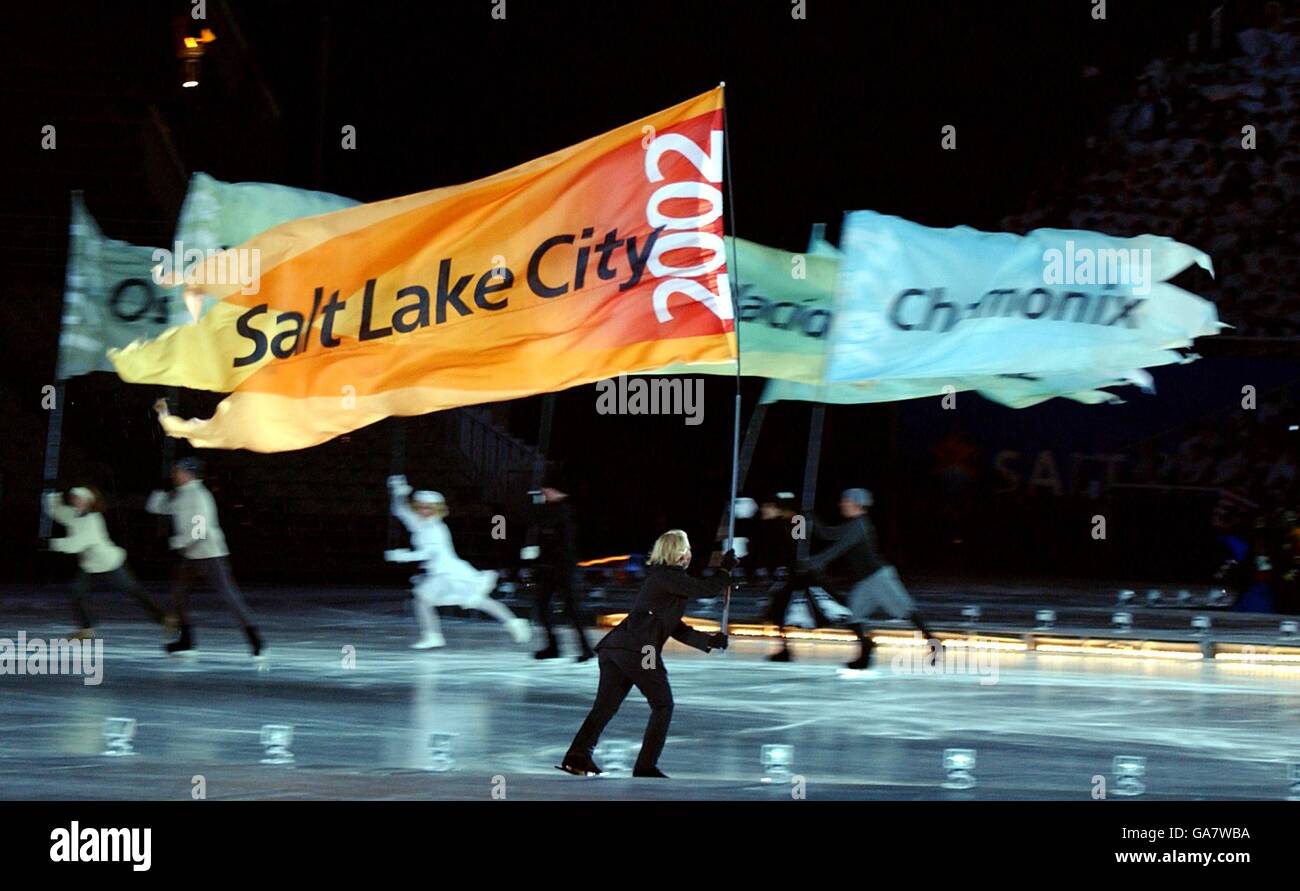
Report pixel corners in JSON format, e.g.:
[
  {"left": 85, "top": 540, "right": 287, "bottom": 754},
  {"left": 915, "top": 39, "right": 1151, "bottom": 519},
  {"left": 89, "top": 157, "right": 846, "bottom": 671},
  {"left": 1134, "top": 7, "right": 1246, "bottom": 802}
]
[
  {"left": 72, "top": 565, "right": 164, "bottom": 627},
  {"left": 171, "top": 556, "right": 255, "bottom": 628},
  {"left": 763, "top": 572, "right": 844, "bottom": 638},
  {"left": 568, "top": 648, "right": 674, "bottom": 771},
  {"left": 535, "top": 567, "right": 592, "bottom": 655}
]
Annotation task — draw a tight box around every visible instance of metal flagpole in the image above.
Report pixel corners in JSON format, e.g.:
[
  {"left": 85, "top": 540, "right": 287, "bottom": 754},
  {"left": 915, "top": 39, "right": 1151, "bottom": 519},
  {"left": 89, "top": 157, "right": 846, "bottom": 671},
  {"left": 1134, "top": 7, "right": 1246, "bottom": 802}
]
[
  {"left": 386, "top": 416, "right": 408, "bottom": 549},
  {"left": 38, "top": 382, "right": 67, "bottom": 539},
  {"left": 714, "top": 401, "right": 767, "bottom": 542},
  {"left": 780, "top": 402, "right": 826, "bottom": 631},
  {"left": 719, "top": 82, "right": 744, "bottom": 636},
  {"left": 795, "top": 224, "right": 830, "bottom": 563},
  {"left": 521, "top": 394, "right": 556, "bottom": 616},
  {"left": 524, "top": 393, "right": 556, "bottom": 547},
  {"left": 797, "top": 404, "right": 826, "bottom": 563},
  {"left": 532, "top": 394, "right": 556, "bottom": 490}
]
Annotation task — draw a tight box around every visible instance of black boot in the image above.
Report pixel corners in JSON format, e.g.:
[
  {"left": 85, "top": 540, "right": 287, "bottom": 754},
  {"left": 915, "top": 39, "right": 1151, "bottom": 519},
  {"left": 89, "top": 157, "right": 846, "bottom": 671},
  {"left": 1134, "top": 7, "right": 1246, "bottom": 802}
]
[
  {"left": 767, "top": 641, "right": 793, "bottom": 662},
  {"left": 557, "top": 752, "right": 603, "bottom": 776},
  {"left": 911, "top": 612, "right": 935, "bottom": 643},
  {"left": 576, "top": 632, "right": 595, "bottom": 663},
  {"left": 846, "top": 628, "right": 874, "bottom": 670},
  {"left": 633, "top": 765, "right": 669, "bottom": 778},
  {"left": 534, "top": 643, "right": 561, "bottom": 660},
  {"left": 165, "top": 624, "right": 195, "bottom": 655},
  {"left": 245, "top": 625, "right": 264, "bottom": 657}
]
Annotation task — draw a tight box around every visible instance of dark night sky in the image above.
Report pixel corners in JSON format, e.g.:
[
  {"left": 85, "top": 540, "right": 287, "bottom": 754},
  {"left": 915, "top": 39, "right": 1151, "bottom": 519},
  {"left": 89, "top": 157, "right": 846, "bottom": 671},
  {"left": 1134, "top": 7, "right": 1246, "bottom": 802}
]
[{"left": 226, "top": 0, "right": 1173, "bottom": 234}]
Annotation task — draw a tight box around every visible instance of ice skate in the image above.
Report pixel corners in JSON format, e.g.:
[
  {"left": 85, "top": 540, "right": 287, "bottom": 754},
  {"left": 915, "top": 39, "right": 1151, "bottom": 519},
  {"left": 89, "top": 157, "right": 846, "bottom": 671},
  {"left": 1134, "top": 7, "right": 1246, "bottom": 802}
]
[
  {"left": 411, "top": 633, "right": 446, "bottom": 650},
  {"left": 845, "top": 634, "right": 875, "bottom": 670},
  {"left": 507, "top": 618, "right": 532, "bottom": 644},
  {"left": 245, "top": 625, "right": 265, "bottom": 658},
  {"left": 632, "top": 766, "right": 670, "bottom": 779},
  {"left": 165, "top": 625, "right": 196, "bottom": 655},
  {"left": 556, "top": 752, "right": 603, "bottom": 776}
]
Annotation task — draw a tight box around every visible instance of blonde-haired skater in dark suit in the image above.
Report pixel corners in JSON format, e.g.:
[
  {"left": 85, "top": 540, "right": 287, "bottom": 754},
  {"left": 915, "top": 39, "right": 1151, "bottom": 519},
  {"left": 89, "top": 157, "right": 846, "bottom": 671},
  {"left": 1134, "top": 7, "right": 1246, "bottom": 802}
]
[{"left": 559, "top": 531, "right": 735, "bottom": 778}]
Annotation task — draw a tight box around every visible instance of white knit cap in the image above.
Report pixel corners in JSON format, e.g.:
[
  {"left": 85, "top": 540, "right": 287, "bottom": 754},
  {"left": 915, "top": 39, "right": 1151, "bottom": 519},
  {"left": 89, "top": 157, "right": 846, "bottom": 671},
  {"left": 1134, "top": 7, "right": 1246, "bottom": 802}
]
[
  {"left": 412, "top": 490, "right": 445, "bottom": 505},
  {"left": 69, "top": 487, "right": 94, "bottom": 501}
]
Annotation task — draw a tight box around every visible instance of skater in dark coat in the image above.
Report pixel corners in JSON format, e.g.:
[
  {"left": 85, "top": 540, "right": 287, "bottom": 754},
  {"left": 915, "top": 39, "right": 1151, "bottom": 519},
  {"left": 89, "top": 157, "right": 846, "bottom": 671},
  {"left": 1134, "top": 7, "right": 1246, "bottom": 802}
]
[
  {"left": 560, "top": 530, "right": 734, "bottom": 778},
  {"left": 799, "top": 488, "right": 933, "bottom": 669},
  {"left": 528, "top": 484, "right": 594, "bottom": 660},
  {"left": 758, "top": 492, "right": 843, "bottom": 662}
]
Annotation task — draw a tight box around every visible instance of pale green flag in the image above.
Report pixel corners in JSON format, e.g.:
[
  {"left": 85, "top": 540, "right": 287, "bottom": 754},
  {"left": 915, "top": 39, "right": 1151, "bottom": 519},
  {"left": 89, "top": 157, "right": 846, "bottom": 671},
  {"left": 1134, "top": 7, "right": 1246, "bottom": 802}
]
[
  {"left": 173, "top": 172, "right": 360, "bottom": 255},
  {"left": 649, "top": 236, "right": 837, "bottom": 382},
  {"left": 55, "top": 193, "right": 182, "bottom": 379},
  {"left": 759, "top": 373, "right": 1147, "bottom": 408},
  {"left": 168, "top": 173, "right": 360, "bottom": 320}
]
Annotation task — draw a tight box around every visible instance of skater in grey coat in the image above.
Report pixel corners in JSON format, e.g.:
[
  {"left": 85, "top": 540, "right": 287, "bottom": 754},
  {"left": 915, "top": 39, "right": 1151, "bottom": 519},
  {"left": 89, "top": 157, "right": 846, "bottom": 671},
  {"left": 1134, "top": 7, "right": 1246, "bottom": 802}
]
[{"left": 800, "top": 488, "right": 933, "bottom": 669}]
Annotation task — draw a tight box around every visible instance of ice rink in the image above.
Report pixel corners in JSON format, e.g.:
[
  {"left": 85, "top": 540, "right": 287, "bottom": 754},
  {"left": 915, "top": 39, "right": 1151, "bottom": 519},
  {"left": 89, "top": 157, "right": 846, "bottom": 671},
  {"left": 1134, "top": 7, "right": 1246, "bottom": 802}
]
[{"left": 3, "top": 586, "right": 1299, "bottom": 801}]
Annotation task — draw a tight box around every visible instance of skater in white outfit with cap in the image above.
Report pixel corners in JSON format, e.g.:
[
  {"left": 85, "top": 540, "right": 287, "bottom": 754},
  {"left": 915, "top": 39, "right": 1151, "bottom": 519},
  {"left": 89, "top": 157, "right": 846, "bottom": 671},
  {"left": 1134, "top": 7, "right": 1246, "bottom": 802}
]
[{"left": 385, "top": 475, "right": 531, "bottom": 650}]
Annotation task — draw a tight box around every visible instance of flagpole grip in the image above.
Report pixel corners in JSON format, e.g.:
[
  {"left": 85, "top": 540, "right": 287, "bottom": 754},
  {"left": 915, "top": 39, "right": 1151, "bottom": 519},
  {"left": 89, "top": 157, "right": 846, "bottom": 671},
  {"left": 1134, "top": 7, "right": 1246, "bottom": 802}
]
[{"left": 38, "top": 382, "right": 67, "bottom": 539}]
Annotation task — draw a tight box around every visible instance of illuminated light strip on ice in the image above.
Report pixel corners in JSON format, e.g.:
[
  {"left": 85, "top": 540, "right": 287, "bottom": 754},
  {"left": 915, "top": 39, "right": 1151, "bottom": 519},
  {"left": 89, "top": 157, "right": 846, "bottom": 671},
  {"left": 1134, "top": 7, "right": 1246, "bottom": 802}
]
[{"left": 593, "top": 614, "right": 1300, "bottom": 666}]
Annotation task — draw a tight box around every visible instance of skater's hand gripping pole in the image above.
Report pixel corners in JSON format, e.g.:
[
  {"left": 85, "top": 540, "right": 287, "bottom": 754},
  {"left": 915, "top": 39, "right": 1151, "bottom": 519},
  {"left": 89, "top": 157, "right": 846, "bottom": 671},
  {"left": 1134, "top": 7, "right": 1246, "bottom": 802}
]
[{"left": 717, "top": 548, "right": 738, "bottom": 636}]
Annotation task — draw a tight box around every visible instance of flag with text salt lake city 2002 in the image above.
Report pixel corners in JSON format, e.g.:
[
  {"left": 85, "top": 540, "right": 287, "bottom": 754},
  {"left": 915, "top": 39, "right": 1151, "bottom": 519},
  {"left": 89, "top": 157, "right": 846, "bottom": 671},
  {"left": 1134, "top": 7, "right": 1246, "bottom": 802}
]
[{"left": 110, "top": 89, "right": 736, "bottom": 452}]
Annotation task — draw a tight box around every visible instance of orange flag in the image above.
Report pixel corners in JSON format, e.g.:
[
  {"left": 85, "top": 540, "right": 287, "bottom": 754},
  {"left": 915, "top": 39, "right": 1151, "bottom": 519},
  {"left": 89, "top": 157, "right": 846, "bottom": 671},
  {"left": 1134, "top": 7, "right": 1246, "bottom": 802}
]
[{"left": 111, "top": 89, "right": 735, "bottom": 452}]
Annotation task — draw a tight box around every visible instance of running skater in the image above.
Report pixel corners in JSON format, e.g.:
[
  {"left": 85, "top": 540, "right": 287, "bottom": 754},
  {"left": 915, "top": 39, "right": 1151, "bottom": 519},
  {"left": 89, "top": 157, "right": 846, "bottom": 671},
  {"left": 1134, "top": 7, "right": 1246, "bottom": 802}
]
[
  {"left": 385, "top": 474, "right": 531, "bottom": 649},
  {"left": 758, "top": 491, "right": 844, "bottom": 662},
  {"left": 528, "top": 482, "right": 594, "bottom": 661},
  {"left": 800, "top": 488, "right": 933, "bottom": 670},
  {"left": 42, "top": 486, "right": 172, "bottom": 639},
  {"left": 145, "top": 443, "right": 263, "bottom": 657}
]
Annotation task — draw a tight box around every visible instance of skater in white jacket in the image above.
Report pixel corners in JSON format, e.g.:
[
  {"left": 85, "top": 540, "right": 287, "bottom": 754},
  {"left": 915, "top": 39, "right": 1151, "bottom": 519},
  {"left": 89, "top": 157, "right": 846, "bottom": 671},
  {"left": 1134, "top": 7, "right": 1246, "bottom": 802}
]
[
  {"left": 145, "top": 452, "right": 263, "bottom": 657},
  {"left": 385, "top": 475, "right": 530, "bottom": 650},
  {"left": 42, "top": 486, "right": 171, "bottom": 639}
]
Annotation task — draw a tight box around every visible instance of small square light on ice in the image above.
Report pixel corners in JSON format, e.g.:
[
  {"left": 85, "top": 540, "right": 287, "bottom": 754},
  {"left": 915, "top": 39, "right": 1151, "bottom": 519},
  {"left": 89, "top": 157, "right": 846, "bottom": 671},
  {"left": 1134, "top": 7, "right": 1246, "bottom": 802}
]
[
  {"left": 1112, "top": 755, "right": 1146, "bottom": 797},
  {"left": 595, "top": 740, "right": 633, "bottom": 776},
  {"left": 259, "top": 724, "right": 295, "bottom": 765},
  {"left": 942, "top": 748, "right": 976, "bottom": 790},
  {"left": 760, "top": 744, "right": 794, "bottom": 783},
  {"left": 427, "top": 732, "right": 456, "bottom": 773},
  {"left": 102, "top": 717, "right": 137, "bottom": 757}
]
